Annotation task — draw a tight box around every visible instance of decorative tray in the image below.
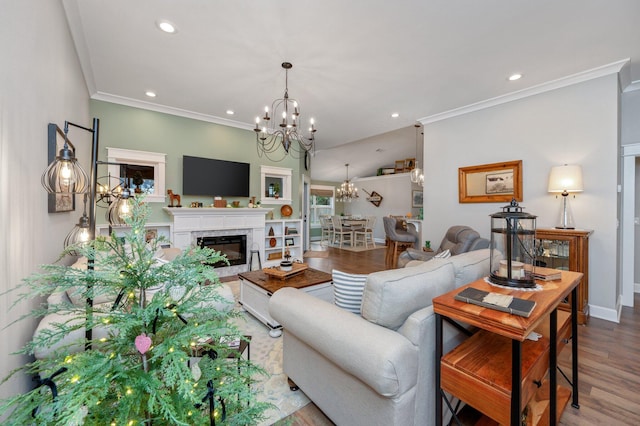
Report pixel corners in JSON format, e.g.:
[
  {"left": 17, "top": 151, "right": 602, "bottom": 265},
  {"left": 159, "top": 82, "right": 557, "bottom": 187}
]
[{"left": 263, "top": 263, "right": 308, "bottom": 279}]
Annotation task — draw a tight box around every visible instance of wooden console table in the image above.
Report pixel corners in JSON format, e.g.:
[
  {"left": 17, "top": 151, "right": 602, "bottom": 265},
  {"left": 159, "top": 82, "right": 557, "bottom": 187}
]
[{"left": 433, "top": 271, "right": 582, "bottom": 425}]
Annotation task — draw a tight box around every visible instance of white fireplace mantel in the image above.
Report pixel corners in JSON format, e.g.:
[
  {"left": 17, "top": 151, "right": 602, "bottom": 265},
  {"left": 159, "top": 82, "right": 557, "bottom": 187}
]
[{"left": 163, "top": 207, "right": 271, "bottom": 276}]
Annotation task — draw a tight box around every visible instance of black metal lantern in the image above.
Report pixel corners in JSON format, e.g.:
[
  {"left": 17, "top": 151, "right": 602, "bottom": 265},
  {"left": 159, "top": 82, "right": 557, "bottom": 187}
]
[{"left": 489, "top": 199, "right": 537, "bottom": 288}]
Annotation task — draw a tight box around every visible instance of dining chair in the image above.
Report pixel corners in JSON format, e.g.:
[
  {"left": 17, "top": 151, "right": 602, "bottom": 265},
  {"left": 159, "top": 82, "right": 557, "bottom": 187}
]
[
  {"left": 320, "top": 215, "right": 334, "bottom": 246},
  {"left": 383, "top": 216, "right": 418, "bottom": 268},
  {"left": 354, "top": 216, "right": 376, "bottom": 248},
  {"left": 331, "top": 216, "right": 353, "bottom": 248}
]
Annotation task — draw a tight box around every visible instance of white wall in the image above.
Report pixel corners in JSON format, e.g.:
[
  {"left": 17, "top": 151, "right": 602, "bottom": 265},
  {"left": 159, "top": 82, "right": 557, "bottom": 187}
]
[
  {"left": 0, "top": 1, "right": 90, "bottom": 399},
  {"left": 345, "top": 173, "right": 418, "bottom": 242},
  {"left": 636, "top": 157, "right": 640, "bottom": 285},
  {"left": 622, "top": 87, "right": 640, "bottom": 146},
  {"left": 621, "top": 87, "right": 640, "bottom": 286},
  {"left": 421, "top": 74, "right": 620, "bottom": 321}
]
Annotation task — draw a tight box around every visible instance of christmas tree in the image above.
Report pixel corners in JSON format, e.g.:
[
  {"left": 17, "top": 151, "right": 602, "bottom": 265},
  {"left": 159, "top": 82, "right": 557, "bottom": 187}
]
[{"left": 1, "top": 197, "right": 271, "bottom": 425}]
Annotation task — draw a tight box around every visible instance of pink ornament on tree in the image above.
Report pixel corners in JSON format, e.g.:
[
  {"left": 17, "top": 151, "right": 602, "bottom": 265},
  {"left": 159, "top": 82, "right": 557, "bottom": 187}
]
[{"left": 135, "top": 334, "right": 152, "bottom": 355}]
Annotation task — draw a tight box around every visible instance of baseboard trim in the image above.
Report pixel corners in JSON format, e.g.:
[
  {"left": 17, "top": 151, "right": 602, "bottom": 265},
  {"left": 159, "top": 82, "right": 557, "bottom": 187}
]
[{"left": 589, "top": 299, "right": 622, "bottom": 324}]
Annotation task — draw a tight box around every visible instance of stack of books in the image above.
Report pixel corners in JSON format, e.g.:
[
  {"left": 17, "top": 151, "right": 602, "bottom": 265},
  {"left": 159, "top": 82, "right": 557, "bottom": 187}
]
[
  {"left": 533, "top": 266, "right": 562, "bottom": 281},
  {"left": 455, "top": 287, "right": 536, "bottom": 318}
]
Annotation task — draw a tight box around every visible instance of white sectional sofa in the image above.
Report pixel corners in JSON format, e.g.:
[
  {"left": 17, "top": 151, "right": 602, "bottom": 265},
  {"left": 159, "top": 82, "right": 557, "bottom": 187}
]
[{"left": 268, "top": 249, "right": 492, "bottom": 426}]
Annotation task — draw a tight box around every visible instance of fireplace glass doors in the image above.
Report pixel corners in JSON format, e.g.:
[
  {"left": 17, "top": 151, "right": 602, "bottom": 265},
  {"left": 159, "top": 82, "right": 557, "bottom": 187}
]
[{"left": 197, "top": 235, "right": 247, "bottom": 268}]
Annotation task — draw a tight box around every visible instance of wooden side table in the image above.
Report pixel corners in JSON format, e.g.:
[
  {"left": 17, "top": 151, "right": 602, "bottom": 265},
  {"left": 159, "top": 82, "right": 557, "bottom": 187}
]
[{"left": 433, "top": 271, "right": 582, "bottom": 426}]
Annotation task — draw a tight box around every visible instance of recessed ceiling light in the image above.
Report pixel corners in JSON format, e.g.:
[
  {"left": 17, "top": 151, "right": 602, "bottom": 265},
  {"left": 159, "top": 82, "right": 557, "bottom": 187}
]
[
  {"left": 508, "top": 73, "right": 523, "bottom": 81},
  {"left": 156, "top": 20, "right": 177, "bottom": 34},
  {"left": 226, "top": 110, "right": 235, "bottom": 115},
  {"left": 145, "top": 91, "right": 157, "bottom": 98},
  {"left": 391, "top": 113, "right": 399, "bottom": 118}
]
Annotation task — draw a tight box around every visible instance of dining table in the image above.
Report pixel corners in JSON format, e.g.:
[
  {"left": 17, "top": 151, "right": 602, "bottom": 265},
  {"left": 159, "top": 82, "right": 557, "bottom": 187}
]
[{"left": 340, "top": 217, "right": 367, "bottom": 230}]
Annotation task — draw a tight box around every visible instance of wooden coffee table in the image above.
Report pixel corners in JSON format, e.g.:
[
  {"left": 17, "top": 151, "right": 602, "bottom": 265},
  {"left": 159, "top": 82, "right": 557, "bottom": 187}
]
[{"left": 238, "top": 266, "right": 333, "bottom": 337}]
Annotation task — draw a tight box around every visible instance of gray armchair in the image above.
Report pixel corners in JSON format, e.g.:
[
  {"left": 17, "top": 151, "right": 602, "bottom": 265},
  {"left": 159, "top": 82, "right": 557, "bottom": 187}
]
[{"left": 397, "top": 225, "right": 489, "bottom": 268}]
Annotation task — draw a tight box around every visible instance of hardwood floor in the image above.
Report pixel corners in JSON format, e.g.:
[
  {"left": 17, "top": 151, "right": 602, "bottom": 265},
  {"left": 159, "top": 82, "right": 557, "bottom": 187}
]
[
  {"left": 264, "top": 244, "right": 640, "bottom": 425},
  {"left": 302, "top": 243, "right": 387, "bottom": 275}
]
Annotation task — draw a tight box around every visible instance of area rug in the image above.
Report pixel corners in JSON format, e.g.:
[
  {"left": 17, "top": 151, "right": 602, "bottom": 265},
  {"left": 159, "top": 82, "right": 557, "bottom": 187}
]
[
  {"left": 225, "top": 280, "right": 310, "bottom": 425},
  {"left": 333, "top": 244, "right": 385, "bottom": 253},
  {"left": 303, "top": 250, "right": 329, "bottom": 258}
]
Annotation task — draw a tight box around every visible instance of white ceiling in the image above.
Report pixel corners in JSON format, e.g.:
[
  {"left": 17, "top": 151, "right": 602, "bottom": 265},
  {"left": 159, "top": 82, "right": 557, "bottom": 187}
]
[{"left": 62, "top": 0, "right": 640, "bottom": 182}]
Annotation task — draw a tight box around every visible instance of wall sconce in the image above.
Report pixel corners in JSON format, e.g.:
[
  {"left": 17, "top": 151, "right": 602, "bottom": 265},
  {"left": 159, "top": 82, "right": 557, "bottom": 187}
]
[{"left": 548, "top": 164, "right": 583, "bottom": 229}]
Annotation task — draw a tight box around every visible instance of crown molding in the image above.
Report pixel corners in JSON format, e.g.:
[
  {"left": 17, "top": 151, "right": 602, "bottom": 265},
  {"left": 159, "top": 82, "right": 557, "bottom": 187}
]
[
  {"left": 91, "top": 92, "right": 255, "bottom": 131},
  {"left": 624, "top": 80, "right": 640, "bottom": 93},
  {"left": 419, "top": 59, "right": 630, "bottom": 125}
]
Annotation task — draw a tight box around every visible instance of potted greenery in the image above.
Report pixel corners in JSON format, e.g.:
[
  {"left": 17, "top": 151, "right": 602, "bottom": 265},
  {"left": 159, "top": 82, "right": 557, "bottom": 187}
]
[
  {"left": 1, "top": 197, "right": 270, "bottom": 425},
  {"left": 273, "top": 183, "right": 280, "bottom": 199}
]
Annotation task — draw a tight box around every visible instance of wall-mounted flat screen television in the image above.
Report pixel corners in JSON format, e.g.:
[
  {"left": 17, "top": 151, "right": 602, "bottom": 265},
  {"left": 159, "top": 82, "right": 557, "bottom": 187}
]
[{"left": 182, "top": 155, "right": 250, "bottom": 197}]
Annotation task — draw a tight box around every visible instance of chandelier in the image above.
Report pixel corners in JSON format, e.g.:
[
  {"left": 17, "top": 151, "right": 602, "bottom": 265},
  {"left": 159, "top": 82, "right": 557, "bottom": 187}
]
[
  {"left": 254, "top": 62, "right": 317, "bottom": 161},
  {"left": 410, "top": 123, "right": 424, "bottom": 187},
  {"left": 337, "top": 163, "right": 359, "bottom": 202}
]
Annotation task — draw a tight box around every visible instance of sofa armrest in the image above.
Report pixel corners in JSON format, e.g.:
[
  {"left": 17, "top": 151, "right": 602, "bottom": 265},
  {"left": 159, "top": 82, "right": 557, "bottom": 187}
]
[
  {"left": 398, "top": 247, "right": 436, "bottom": 267},
  {"left": 269, "top": 287, "right": 418, "bottom": 397},
  {"left": 47, "top": 288, "right": 72, "bottom": 307}
]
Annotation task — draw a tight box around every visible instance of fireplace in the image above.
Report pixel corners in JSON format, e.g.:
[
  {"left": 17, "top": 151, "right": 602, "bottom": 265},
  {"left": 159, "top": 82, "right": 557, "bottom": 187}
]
[{"left": 197, "top": 235, "right": 247, "bottom": 268}]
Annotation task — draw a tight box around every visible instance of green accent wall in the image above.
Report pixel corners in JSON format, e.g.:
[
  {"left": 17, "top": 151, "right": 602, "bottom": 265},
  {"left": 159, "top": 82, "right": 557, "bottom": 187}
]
[{"left": 90, "top": 100, "right": 302, "bottom": 224}]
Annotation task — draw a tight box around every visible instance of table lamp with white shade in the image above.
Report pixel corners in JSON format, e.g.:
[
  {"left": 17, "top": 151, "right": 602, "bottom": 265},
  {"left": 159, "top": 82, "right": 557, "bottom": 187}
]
[{"left": 548, "top": 164, "right": 583, "bottom": 229}]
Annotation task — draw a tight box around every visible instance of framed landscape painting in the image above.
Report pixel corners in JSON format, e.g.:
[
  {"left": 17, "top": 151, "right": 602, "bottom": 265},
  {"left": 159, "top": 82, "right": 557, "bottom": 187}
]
[
  {"left": 458, "top": 160, "right": 523, "bottom": 203},
  {"left": 412, "top": 190, "right": 423, "bottom": 208}
]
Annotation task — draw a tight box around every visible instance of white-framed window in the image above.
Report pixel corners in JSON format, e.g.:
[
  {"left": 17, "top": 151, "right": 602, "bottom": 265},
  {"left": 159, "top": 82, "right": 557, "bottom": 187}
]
[
  {"left": 106, "top": 147, "right": 166, "bottom": 203},
  {"left": 260, "top": 165, "right": 292, "bottom": 205},
  {"left": 310, "top": 185, "right": 335, "bottom": 227}
]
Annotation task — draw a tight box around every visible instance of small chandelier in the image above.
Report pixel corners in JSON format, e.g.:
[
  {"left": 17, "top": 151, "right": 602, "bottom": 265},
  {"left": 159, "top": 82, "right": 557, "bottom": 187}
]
[
  {"left": 337, "top": 163, "right": 358, "bottom": 202},
  {"left": 410, "top": 123, "right": 424, "bottom": 187},
  {"left": 254, "top": 62, "right": 317, "bottom": 161}
]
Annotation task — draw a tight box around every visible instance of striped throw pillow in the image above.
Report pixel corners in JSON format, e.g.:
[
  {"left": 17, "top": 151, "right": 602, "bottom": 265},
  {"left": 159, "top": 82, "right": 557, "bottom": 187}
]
[
  {"left": 332, "top": 269, "right": 368, "bottom": 314},
  {"left": 434, "top": 249, "right": 451, "bottom": 259}
]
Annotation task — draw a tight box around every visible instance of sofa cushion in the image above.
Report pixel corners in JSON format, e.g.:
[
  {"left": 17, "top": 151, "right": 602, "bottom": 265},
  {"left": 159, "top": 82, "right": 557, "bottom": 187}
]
[
  {"left": 33, "top": 310, "right": 112, "bottom": 359},
  {"left": 332, "top": 269, "right": 368, "bottom": 314},
  {"left": 66, "top": 285, "right": 118, "bottom": 307},
  {"left": 448, "top": 249, "right": 492, "bottom": 288},
  {"left": 361, "top": 260, "right": 456, "bottom": 330},
  {"left": 434, "top": 249, "right": 451, "bottom": 259},
  {"left": 65, "top": 250, "right": 179, "bottom": 307}
]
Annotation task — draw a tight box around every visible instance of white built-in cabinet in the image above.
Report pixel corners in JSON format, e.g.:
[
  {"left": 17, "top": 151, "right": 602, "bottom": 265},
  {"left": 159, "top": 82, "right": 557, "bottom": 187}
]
[{"left": 264, "top": 219, "right": 303, "bottom": 266}]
